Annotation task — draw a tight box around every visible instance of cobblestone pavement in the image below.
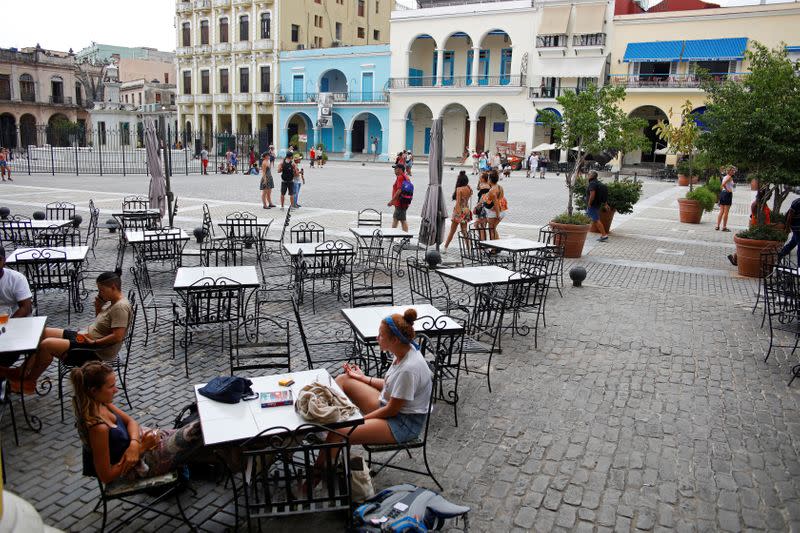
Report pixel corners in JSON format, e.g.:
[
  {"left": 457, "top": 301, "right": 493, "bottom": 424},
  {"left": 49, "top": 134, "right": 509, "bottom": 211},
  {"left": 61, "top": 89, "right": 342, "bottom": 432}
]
[{"left": 4, "top": 167, "right": 800, "bottom": 532}]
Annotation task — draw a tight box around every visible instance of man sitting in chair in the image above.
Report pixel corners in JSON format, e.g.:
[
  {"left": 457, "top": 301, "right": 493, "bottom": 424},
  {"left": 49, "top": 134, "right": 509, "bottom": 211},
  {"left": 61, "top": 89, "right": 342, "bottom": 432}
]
[
  {"left": 0, "top": 245, "right": 33, "bottom": 376},
  {"left": 9, "top": 271, "right": 132, "bottom": 394}
]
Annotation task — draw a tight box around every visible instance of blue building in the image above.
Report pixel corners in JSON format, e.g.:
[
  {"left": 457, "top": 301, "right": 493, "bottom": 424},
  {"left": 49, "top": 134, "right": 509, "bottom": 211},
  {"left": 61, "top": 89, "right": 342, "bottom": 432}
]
[{"left": 275, "top": 45, "right": 390, "bottom": 160}]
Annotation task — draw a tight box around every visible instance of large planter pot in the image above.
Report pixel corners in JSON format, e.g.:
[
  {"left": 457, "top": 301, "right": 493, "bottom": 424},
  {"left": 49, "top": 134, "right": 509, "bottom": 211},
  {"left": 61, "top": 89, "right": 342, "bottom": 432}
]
[
  {"left": 733, "top": 235, "right": 782, "bottom": 278},
  {"left": 550, "top": 221, "right": 591, "bottom": 258},
  {"left": 750, "top": 179, "right": 759, "bottom": 191},
  {"left": 590, "top": 208, "right": 616, "bottom": 233},
  {"left": 677, "top": 175, "right": 700, "bottom": 186},
  {"left": 677, "top": 198, "right": 703, "bottom": 224}
]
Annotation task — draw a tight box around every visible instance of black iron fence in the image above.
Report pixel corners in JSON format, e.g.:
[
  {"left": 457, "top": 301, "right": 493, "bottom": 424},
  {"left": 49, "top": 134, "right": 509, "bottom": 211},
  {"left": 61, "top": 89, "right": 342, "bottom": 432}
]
[{"left": 0, "top": 123, "right": 273, "bottom": 176}]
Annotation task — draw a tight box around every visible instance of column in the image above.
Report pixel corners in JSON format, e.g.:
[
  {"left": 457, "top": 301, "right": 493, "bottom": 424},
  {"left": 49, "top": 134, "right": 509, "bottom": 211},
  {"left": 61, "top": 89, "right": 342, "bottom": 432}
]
[
  {"left": 10, "top": 64, "right": 18, "bottom": 100},
  {"left": 343, "top": 128, "right": 352, "bottom": 159},
  {"left": 230, "top": 54, "right": 238, "bottom": 134},
  {"left": 192, "top": 57, "right": 199, "bottom": 134},
  {"left": 468, "top": 118, "right": 478, "bottom": 153},
  {"left": 471, "top": 46, "right": 480, "bottom": 85},
  {"left": 435, "top": 48, "right": 444, "bottom": 86},
  {"left": 313, "top": 127, "right": 321, "bottom": 150},
  {"left": 212, "top": 105, "right": 218, "bottom": 134},
  {"left": 251, "top": 54, "right": 257, "bottom": 134},
  {"left": 379, "top": 129, "right": 388, "bottom": 161},
  {"left": 404, "top": 50, "right": 411, "bottom": 83},
  {"left": 279, "top": 127, "right": 288, "bottom": 156}
]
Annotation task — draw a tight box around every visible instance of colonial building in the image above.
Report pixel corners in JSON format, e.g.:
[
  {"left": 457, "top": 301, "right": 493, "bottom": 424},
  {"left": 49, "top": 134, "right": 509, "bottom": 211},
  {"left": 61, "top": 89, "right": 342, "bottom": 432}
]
[
  {"left": 76, "top": 44, "right": 175, "bottom": 84},
  {"left": 0, "top": 46, "right": 90, "bottom": 150},
  {"left": 175, "top": 0, "right": 393, "bottom": 151},
  {"left": 275, "top": 45, "right": 390, "bottom": 159}
]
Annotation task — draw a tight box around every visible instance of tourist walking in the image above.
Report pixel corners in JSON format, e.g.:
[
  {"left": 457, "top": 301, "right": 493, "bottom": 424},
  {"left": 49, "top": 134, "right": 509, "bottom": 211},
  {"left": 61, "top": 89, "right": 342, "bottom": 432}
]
[
  {"left": 716, "top": 165, "right": 735, "bottom": 231},
  {"left": 443, "top": 171, "right": 473, "bottom": 252},
  {"left": 406, "top": 151, "right": 414, "bottom": 176},
  {"left": 527, "top": 152, "right": 538, "bottom": 179},
  {"left": 200, "top": 146, "right": 209, "bottom": 175},
  {"left": 309, "top": 146, "right": 316, "bottom": 168},
  {"left": 249, "top": 147, "right": 256, "bottom": 170},
  {"left": 372, "top": 137, "right": 379, "bottom": 161},
  {"left": 472, "top": 172, "right": 491, "bottom": 238},
  {"left": 586, "top": 171, "right": 609, "bottom": 241},
  {"left": 388, "top": 164, "right": 412, "bottom": 232},
  {"left": 480, "top": 171, "right": 507, "bottom": 240},
  {"left": 277, "top": 154, "right": 297, "bottom": 209},
  {"left": 260, "top": 152, "right": 275, "bottom": 209},
  {"left": 471, "top": 150, "right": 479, "bottom": 175},
  {"left": 492, "top": 152, "right": 502, "bottom": 171},
  {"left": 538, "top": 154, "right": 548, "bottom": 179},
  {"left": 293, "top": 156, "right": 306, "bottom": 208},
  {"left": 0, "top": 148, "right": 11, "bottom": 181}
]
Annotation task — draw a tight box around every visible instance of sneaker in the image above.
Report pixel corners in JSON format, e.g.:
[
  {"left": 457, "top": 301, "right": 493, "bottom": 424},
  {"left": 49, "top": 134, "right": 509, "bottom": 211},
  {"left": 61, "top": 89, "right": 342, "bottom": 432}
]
[{"left": 598, "top": 236, "right": 609, "bottom": 242}]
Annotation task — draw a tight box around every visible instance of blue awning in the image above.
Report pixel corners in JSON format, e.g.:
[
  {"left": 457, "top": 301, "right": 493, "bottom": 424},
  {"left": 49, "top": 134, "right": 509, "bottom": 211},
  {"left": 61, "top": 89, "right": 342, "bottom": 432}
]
[
  {"left": 787, "top": 45, "right": 800, "bottom": 53},
  {"left": 681, "top": 38, "right": 747, "bottom": 62},
  {"left": 623, "top": 41, "right": 684, "bottom": 63},
  {"left": 535, "top": 108, "right": 562, "bottom": 125}
]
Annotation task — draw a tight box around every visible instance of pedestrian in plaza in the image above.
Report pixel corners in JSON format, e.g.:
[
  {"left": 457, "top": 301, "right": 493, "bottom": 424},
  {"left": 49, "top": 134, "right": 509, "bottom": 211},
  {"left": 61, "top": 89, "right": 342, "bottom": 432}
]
[
  {"left": 779, "top": 196, "right": 800, "bottom": 264},
  {"left": 492, "top": 152, "right": 502, "bottom": 171},
  {"left": 395, "top": 151, "right": 406, "bottom": 167},
  {"left": 478, "top": 152, "right": 488, "bottom": 173},
  {"left": 277, "top": 153, "right": 297, "bottom": 209},
  {"left": 406, "top": 151, "right": 414, "bottom": 176},
  {"left": 480, "top": 170, "right": 507, "bottom": 240},
  {"left": 249, "top": 147, "right": 256, "bottom": 170},
  {"left": 71, "top": 360, "right": 203, "bottom": 485},
  {"left": 309, "top": 146, "right": 316, "bottom": 168},
  {"left": 527, "top": 152, "right": 538, "bottom": 179},
  {"left": 372, "top": 137, "right": 379, "bottom": 161},
  {"left": 471, "top": 150, "right": 479, "bottom": 175},
  {"left": 472, "top": 171, "right": 491, "bottom": 239},
  {"left": 716, "top": 165, "right": 736, "bottom": 231},
  {"left": 230, "top": 151, "right": 239, "bottom": 174},
  {"left": 292, "top": 155, "right": 306, "bottom": 208},
  {"left": 729, "top": 189, "right": 771, "bottom": 265},
  {"left": 224, "top": 149, "right": 232, "bottom": 174},
  {"left": 260, "top": 152, "right": 276, "bottom": 209},
  {"left": 586, "top": 171, "right": 609, "bottom": 242},
  {"left": 443, "top": 171, "right": 473, "bottom": 253},
  {"left": 0, "top": 148, "right": 11, "bottom": 181},
  {"left": 200, "top": 146, "right": 209, "bottom": 175},
  {"left": 388, "top": 163, "right": 412, "bottom": 232},
  {"left": 317, "top": 147, "right": 325, "bottom": 167},
  {"left": 538, "top": 153, "right": 548, "bottom": 179}
]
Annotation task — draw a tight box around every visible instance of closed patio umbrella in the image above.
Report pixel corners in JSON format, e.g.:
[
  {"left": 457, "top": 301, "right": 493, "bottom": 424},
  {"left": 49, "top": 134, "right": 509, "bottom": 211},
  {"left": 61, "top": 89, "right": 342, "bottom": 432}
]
[
  {"left": 418, "top": 118, "right": 447, "bottom": 249},
  {"left": 145, "top": 119, "right": 167, "bottom": 219}
]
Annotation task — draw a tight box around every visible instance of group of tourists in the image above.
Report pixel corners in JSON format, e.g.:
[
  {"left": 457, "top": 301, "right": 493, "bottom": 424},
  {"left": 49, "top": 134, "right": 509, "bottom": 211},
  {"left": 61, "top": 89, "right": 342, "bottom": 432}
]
[
  {"left": 525, "top": 152, "right": 548, "bottom": 179},
  {"left": 394, "top": 150, "right": 414, "bottom": 176},
  {"left": 259, "top": 146, "right": 306, "bottom": 209}
]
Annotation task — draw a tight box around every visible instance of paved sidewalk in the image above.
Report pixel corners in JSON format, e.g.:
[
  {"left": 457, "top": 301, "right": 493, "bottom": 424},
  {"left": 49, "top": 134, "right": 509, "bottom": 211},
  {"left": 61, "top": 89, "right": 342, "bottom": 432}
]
[{"left": 2, "top": 169, "right": 798, "bottom": 532}]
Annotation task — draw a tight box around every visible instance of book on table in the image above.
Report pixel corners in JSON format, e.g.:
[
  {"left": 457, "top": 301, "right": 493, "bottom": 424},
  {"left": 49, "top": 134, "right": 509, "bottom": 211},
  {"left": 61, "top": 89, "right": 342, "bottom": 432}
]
[{"left": 260, "top": 390, "right": 294, "bottom": 408}]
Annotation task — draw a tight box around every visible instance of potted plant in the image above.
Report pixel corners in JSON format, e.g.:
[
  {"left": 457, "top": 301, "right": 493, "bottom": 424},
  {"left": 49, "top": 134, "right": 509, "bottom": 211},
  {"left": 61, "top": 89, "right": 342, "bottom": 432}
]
[
  {"left": 573, "top": 177, "right": 643, "bottom": 233},
  {"left": 675, "top": 159, "right": 699, "bottom": 186},
  {"left": 680, "top": 187, "right": 716, "bottom": 223},
  {"left": 540, "top": 84, "right": 648, "bottom": 257},
  {"left": 733, "top": 225, "right": 785, "bottom": 277}
]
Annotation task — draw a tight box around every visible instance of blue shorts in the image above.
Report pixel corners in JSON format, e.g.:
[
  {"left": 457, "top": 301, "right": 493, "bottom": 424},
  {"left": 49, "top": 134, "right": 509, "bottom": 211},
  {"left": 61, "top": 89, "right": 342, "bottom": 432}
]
[
  {"left": 586, "top": 206, "right": 600, "bottom": 221},
  {"left": 385, "top": 411, "right": 427, "bottom": 443}
]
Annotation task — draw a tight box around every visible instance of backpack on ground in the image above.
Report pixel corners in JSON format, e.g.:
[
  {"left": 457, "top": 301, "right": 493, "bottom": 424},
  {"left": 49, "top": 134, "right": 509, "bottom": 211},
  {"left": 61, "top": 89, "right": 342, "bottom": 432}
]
[
  {"left": 352, "top": 483, "right": 470, "bottom": 532},
  {"left": 399, "top": 179, "right": 414, "bottom": 209},
  {"left": 595, "top": 181, "right": 608, "bottom": 206}
]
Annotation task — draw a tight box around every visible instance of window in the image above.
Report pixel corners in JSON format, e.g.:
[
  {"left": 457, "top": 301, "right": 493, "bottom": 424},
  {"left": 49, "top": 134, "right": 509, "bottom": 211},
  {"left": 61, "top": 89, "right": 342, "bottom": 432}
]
[
  {"left": 336, "top": 0, "right": 343, "bottom": 4},
  {"left": 182, "top": 71, "right": 191, "bottom": 95},
  {"left": 219, "top": 17, "right": 229, "bottom": 43},
  {"left": 220, "top": 68, "right": 229, "bottom": 93},
  {"left": 51, "top": 76, "right": 64, "bottom": 104},
  {"left": 314, "top": 15, "right": 323, "bottom": 28},
  {"left": 19, "top": 73, "right": 35, "bottom": 102},
  {"left": 291, "top": 24, "right": 299, "bottom": 43},
  {"left": 124, "top": 95, "right": 128, "bottom": 103},
  {"left": 239, "top": 67, "right": 249, "bottom": 93},
  {"left": 260, "top": 13, "right": 271, "bottom": 39},
  {"left": 182, "top": 22, "right": 191, "bottom": 47},
  {"left": 373, "top": 30, "right": 380, "bottom": 41},
  {"left": 576, "top": 77, "right": 597, "bottom": 93},
  {"left": 138, "top": 92, "right": 142, "bottom": 104},
  {"left": 98, "top": 121, "right": 107, "bottom": 146},
  {"left": 313, "top": 36, "right": 323, "bottom": 48},
  {"left": 335, "top": 22, "right": 342, "bottom": 40},
  {"left": 201, "top": 70, "right": 210, "bottom": 94},
  {"left": 376, "top": 0, "right": 379, "bottom": 12},
  {"left": 573, "top": 33, "right": 605, "bottom": 47},
  {"left": 170, "top": 94, "right": 175, "bottom": 105},
  {"left": 75, "top": 82, "right": 82, "bottom": 105},
  {"left": 120, "top": 122, "right": 131, "bottom": 146},
  {"left": 536, "top": 34, "right": 566, "bottom": 48},
  {"left": 239, "top": 15, "right": 249, "bottom": 41},
  {"left": 164, "top": 72, "right": 169, "bottom": 83},
  {"left": 358, "top": 0, "right": 365, "bottom": 16},
  {"left": 155, "top": 92, "right": 162, "bottom": 103},
  {"left": 315, "top": 0, "right": 321, "bottom": 3},
  {"left": 260, "top": 65, "right": 270, "bottom": 92},
  {"left": 200, "top": 20, "right": 209, "bottom": 45},
  {"left": 357, "top": 27, "right": 365, "bottom": 39},
  {"left": 0, "top": 74, "right": 10, "bottom": 100}
]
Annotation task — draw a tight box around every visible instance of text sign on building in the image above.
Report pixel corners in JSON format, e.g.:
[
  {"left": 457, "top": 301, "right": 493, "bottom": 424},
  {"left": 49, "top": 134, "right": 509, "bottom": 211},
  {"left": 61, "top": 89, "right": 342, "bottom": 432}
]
[{"left": 317, "top": 93, "right": 333, "bottom": 128}]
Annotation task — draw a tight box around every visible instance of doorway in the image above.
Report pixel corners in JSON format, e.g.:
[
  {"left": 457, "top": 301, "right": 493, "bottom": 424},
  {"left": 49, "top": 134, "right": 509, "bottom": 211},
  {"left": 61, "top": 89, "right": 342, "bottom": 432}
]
[
  {"left": 475, "top": 117, "right": 486, "bottom": 152},
  {"left": 352, "top": 120, "right": 365, "bottom": 153}
]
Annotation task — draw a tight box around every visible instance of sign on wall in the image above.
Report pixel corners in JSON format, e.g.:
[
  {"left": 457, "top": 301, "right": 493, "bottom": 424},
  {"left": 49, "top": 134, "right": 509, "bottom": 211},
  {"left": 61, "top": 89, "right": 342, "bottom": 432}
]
[{"left": 317, "top": 93, "right": 333, "bottom": 128}]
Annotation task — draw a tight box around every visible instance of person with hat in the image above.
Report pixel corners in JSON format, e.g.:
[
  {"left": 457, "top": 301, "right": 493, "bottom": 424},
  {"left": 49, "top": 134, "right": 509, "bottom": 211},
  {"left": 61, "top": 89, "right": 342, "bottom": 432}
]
[{"left": 388, "top": 163, "right": 411, "bottom": 232}]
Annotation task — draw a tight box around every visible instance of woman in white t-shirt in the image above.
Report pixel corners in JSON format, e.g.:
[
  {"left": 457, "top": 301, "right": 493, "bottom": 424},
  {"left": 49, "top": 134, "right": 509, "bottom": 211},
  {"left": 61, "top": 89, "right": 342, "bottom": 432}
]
[{"left": 335, "top": 308, "right": 432, "bottom": 445}]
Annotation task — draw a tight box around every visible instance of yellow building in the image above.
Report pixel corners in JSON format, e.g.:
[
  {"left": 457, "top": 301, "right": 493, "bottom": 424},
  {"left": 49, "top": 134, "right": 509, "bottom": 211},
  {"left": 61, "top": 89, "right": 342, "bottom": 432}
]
[{"left": 610, "top": 2, "right": 800, "bottom": 165}]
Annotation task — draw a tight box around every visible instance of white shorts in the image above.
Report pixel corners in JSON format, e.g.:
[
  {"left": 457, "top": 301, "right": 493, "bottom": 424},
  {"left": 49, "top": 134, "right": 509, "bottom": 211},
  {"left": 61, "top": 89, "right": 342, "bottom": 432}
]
[{"left": 487, "top": 210, "right": 505, "bottom": 220}]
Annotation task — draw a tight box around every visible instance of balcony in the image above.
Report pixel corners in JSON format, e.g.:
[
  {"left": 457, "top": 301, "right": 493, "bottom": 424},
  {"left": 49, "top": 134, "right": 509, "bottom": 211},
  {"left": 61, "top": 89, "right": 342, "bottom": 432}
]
[
  {"left": 176, "top": 46, "right": 193, "bottom": 57},
  {"left": 195, "top": 44, "right": 212, "bottom": 55},
  {"left": 215, "top": 43, "right": 231, "bottom": 53},
  {"left": 232, "top": 41, "right": 251, "bottom": 52},
  {"left": 49, "top": 95, "right": 73, "bottom": 105},
  {"left": 194, "top": 0, "right": 211, "bottom": 10},
  {"left": 528, "top": 86, "right": 589, "bottom": 99},
  {"left": 213, "top": 0, "right": 230, "bottom": 6},
  {"left": 253, "top": 39, "right": 273, "bottom": 51},
  {"left": 608, "top": 73, "right": 743, "bottom": 89},
  {"left": 536, "top": 35, "right": 568, "bottom": 49},
  {"left": 195, "top": 94, "right": 213, "bottom": 104},
  {"left": 253, "top": 93, "right": 274, "bottom": 103},
  {"left": 573, "top": 33, "right": 606, "bottom": 48},
  {"left": 176, "top": 94, "right": 194, "bottom": 104},
  {"left": 176, "top": 1, "right": 192, "bottom": 13},
  {"left": 233, "top": 0, "right": 251, "bottom": 5},
  {"left": 389, "top": 75, "right": 524, "bottom": 89},
  {"left": 233, "top": 93, "right": 252, "bottom": 103},
  {"left": 214, "top": 94, "right": 231, "bottom": 104},
  {"left": 276, "top": 91, "right": 389, "bottom": 104}
]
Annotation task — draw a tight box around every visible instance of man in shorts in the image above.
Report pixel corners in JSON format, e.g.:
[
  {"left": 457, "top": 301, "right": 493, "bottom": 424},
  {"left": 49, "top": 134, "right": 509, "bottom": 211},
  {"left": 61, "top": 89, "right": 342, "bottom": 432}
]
[
  {"left": 277, "top": 153, "right": 297, "bottom": 209},
  {"left": 586, "top": 171, "right": 608, "bottom": 242},
  {"left": 388, "top": 164, "right": 410, "bottom": 232}
]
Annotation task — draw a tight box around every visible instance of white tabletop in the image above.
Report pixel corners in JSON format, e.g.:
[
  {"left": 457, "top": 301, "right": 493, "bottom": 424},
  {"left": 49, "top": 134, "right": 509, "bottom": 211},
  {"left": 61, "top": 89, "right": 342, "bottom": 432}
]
[
  {"left": 479, "top": 238, "right": 547, "bottom": 252},
  {"left": 125, "top": 229, "right": 190, "bottom": 243},
  {"left": 174, "top": 266, "right": 260, "bottom": 289},
  {"left": 218, "top": 218, "right": 273, "bottom": 227},
  {"left": 283, "top": 242, "right": 356, "bottom": 257},
  {"left": 113, "top": 209, "right": 160, "bottom": 216},
  {"left": 341, "top": 304, "right": 463, "bottom": 342},
  {"left": 1, "top": 219, "right": 72, "bottom": 230},
  {"left": 349, "top": 227, "right": 413, "bottom": 239},
  {"left": 0, "top": 316, "right": 47, "bottom": 355},
  {"left": 194, "top": 369, "right": 363, "bottom": 445},
  {"left": 437, "top": 265, "right": 525, "bottom": 286},
  {"left": 6, "top": 246, "right": 89, "bottom": 263}
]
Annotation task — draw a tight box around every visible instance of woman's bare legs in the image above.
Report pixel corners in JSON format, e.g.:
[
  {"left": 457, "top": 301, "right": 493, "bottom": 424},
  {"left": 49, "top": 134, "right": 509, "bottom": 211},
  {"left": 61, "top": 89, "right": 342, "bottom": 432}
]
[
  {"left": 444, "top": 220, "right": 459, "bottom": 249},
  {"left": 487, "top": 218, "right": 500, "bottom": 240},
  {"left": 721, "top": 205, "right": 731, "bottom": 230}
]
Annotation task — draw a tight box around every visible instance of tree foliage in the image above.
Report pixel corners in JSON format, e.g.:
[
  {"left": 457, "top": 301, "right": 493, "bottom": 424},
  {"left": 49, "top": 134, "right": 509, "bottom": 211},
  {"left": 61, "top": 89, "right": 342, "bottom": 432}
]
[
  {"left": 653, "top": 101, "right": 701, "bottom": 191},
  {"left": 540, "top": 84, "right": 649, "bottom": 216}
]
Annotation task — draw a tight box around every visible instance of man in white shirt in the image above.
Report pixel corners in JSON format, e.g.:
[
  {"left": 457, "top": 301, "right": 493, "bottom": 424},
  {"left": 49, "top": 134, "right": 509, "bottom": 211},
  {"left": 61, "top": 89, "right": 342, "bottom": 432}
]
[{"left": 0, "top": 245, "right": 33, "bottom": 371}]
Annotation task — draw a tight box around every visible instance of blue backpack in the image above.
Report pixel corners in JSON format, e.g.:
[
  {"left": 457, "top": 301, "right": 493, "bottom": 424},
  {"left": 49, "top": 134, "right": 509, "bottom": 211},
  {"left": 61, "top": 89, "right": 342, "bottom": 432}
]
[
  {"left": 399, "top": 179, "right": 414, "bottom": 209},
  {"left": 352, "top": 484, "right": 470, "bottom": 532}
]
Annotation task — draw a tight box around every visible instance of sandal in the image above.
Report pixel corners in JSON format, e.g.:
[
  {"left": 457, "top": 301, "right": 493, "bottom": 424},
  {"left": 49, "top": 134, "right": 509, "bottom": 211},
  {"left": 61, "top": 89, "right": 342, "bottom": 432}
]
[
  {"left": 715, "top": 227, "right": 720, "bottom": 231},
  {"left": 722, "top": 228, "right": 731, "bottom": 232}
]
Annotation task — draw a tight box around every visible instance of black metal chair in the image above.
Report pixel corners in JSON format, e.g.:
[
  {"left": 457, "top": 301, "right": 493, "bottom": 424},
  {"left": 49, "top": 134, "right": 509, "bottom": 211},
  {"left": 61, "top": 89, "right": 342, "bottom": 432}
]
[
  {"left": 538, "top": 225, "right": 565, "bottom": 295},
  {"left": 365, "top": 352, "right": 442, "bottom": 491},
  {"left": 35, "top": 224, "right": 81, "bottom": 247},
  {"left": 295, "top": 241, "right": 354, "bottom": 313},
  {"left": 520, "top": 247, "right": 561, "bottom": 329},
  {"left": 457, "top": 231, "right": 493, "bottom": 266},
  {"left": 0, "top": 378, "right": 18, "bottom": 486},
  {"left": 258, "top": 206, "right": 292, "bottom": 261},
  {"left": 172, "top": 277, "right": 244, "bottom": 377},
  {"left": 57, "top": 290, "right": 138, "bottom": 421},
  {"left": 1, "top": 216, "right": 35, "bottom": 249},
  {"left": 461, "top": 284, "right": 508, "bottom": 393},
  {"left": 357, "top": 208, "right": 382, "bottom": 227},
  {"left": 85, "top": 199, "right": 100, "bottom": 259},
  {"left": 17, "top": 248, "right": 81, "bottom": 323},
  {"left": 229, "top": 315, "right": 291, "bottom": 375},
  {"left": 136, "top": 228, "right": 186, "bottom": 271},
  {"left": 233, "top": 423, "right": 353, "bottom": 530},
  {"left": 763, "top": 267, "right": 800, "bottom": 367},
  {"left": 45, "top": 201, "right": 76, "bottom": 220},
  {"left": 129, "top": 264, "right": 172, "bottom": 346},
  {"left": 222, "top": 211, "right": 259, "bottom": 251},
  {"left": 417, "top": 317, "right": 465, "bottom": 427},
  {"left": 354, "top": 228, "right": 386, "bottom": 270},
  {"left": 406, "top": 257, "right": 471, "bottom": 322},
  {"left": 290, "top": 221, "right": 326, "bottom": 243},
  {"left": 752, "top": 248, "right": 785, "bottom": 327},
  {"left": 122, "top": 195, "right": 150, "bottom": 211},
  {"left": 349, "top": 264, "right": 394, "bottom": 308},
  {"left": 499, "top": 271, "right": 548, "bottom": 349},
  {"left": 200, "top": 239, "right": 245, "bottom": 267},
  {"left": 293, "top": 296, "right": 357, "bottom": 372}
]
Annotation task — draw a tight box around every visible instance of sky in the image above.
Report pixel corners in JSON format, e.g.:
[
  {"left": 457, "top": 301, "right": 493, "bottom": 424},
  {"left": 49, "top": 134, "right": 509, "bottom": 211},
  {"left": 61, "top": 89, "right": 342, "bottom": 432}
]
[{"left": 0, "top": 0, "right": 792, "bottom": 54}]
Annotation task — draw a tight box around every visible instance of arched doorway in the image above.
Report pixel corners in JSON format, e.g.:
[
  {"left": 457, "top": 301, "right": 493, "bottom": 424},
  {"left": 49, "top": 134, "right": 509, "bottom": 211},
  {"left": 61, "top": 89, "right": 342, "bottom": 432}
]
[
  {"left": 349, "top": 112, "right": 384, "bottom": 156},
  {"left": 319, "top": 69, "right": 348, "bottom": 97},
  {"left": 627, "top": 105, "right": 669, "bottom": 165},
  {"left": 440, "top": 103, "right": 469, "bottom": 159},
  {"left": 285, "top": 112, "right": 314, "bottom": 154},
  {"left": 475, "top": 103, "right": 508, "bottom": 154},
  {"left": 441, "top": 32, "right": 473, "bottom": 86},
  {"left": 0, "top": 113, "right": 17, "bottom": 149},
  {"left": 19, "top": 114, "right": 36, "bottom": 148},
  {"left": 319, "top": 113, "right": 346, "bottom": 153},
  {"left": 692, "top": 106, "right": 708, "bottom": 132},
  {"left": 408, "top": 35, "right": 437, "bottom": 86},
  {"left": 47, "top": 113, "right": 72, "bottom": 147},
  {"left": 534, "top": 108, "right": 562, "bottom": 162},
  {"left": 478, "top": 29, "right": 513, "bottom": 85},
  {"left": 405, "top": 103, "right": 433, "bottom": 155}
]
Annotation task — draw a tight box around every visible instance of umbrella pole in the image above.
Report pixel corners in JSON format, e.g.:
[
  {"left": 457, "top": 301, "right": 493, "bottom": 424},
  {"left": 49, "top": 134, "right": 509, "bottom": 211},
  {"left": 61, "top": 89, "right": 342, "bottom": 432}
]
[{"left": 164, "top": 124, "right": 175, "bottom": 227}]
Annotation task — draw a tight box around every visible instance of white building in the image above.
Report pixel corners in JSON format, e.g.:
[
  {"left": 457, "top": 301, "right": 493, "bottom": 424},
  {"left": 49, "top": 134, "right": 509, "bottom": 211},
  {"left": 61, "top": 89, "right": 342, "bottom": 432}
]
[{"left": 387, "top": 0, "right": 612, "bottom": 162}]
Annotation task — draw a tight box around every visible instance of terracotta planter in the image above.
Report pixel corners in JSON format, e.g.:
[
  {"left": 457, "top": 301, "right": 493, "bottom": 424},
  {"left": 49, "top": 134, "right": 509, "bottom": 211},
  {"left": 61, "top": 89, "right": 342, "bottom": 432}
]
[
  {"left": 590, "top": 208, "right": 616, "bottom": 233},
  {"left": 750, "top": 179, "right": 759, "bottom": 191},
  {"left": 677, "top": 198, "right": 703, "bottom": 224},
  {"left": 733, "top": 235, "right": 782, "bottom": 278},
  {"left": 677, "top": 175, "right": 700, "bottom": 186},
  {"left": 550, "top": 221, "right": 591, "bottom": 258}
]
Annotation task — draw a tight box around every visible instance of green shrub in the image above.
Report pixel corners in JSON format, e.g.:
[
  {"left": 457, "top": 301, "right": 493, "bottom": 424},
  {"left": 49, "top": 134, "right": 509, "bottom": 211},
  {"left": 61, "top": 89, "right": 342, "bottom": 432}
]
[
  {"left": 704, "top": 176, "right": 721, "bottom": 196},
  {"left": 736, "top": 224, "right": 787, "bottom": 242},
  {"left": 676, "top": 159, "right": 693, "bottom": 176},
  {"left": 552, "top": 212, "right": 592, "bottom": 225},
  {"left": 685, "top": 187, "right": 716, "bottom": 212},
  {"left": 572, "top": 176, "right": 642, "bottom": 214},
  {"left": 771, "top": 211, "right": 787, "bottom": 225}
]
